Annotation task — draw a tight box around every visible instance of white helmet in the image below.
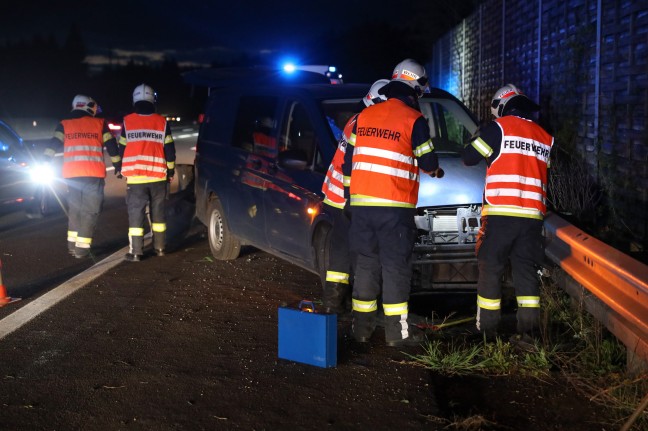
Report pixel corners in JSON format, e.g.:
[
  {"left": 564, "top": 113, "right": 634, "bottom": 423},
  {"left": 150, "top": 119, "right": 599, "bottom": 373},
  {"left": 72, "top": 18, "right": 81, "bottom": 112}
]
[
  {"left": 490, "top": 84, "right": 524, "bottom": 118},
  {"left": 71, "top": 94, "right": 99, "bottom": 116},
  {"left": 391, "top": 58, "right": 429, "bottom": 96},
  {"left": 132, "top": 84, "right": 157, "bottom": 105},
  {"left": 363, "top": 79, "right": 389, "bottom": 107}
]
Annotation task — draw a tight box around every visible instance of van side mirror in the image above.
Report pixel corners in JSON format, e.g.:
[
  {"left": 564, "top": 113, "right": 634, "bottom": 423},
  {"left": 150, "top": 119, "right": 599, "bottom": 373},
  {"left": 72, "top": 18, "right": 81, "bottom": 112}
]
[{"left": 278, "top": 149, "right": 308, "bottom": 170}]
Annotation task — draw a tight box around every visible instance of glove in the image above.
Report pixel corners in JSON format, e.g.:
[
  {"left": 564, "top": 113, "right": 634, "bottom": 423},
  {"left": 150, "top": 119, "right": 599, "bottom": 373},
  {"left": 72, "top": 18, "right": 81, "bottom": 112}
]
[
  {"left": 113, "top": 162, "right": 122, "bottom": 178},
  {"left": 167, "top": 168, "right": 175, "bottom": 182},
  {"left": 343, "top": 202, "right": 352, "bottom": 221},
  {"left": 430, "top": 168, "right": 444, "bottom": 179}
]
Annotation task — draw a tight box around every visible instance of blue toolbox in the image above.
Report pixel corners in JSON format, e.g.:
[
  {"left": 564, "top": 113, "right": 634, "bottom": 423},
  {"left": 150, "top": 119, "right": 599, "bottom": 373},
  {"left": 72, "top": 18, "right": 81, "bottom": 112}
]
[{"left": 278, "top": 300, "right": 337, "bottom": 368}]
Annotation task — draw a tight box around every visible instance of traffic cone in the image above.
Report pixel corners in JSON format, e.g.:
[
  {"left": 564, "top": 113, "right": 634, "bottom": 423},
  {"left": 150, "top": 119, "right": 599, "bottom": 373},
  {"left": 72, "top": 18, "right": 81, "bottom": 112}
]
[{"left": 0, "top": 258, "right": 19, "bottom": 307}]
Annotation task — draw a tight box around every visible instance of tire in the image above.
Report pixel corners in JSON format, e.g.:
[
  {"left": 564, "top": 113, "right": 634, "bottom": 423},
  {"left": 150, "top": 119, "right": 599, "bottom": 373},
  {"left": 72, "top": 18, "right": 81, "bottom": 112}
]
[
  {"left": 25, "top": 185, "right": 51, "bottom": 219},
  {"left": 176, "top": 165, "right": 194, "bottom": 192},
  {"left": 207, "top": 198, "right": 241, "bottom": 260}
]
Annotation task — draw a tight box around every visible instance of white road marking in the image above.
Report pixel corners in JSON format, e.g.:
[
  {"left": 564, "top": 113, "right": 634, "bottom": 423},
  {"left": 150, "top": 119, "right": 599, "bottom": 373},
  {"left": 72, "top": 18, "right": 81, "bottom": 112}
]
[{"left": 0, "top": 245, "right": 130, "bottom": 340}]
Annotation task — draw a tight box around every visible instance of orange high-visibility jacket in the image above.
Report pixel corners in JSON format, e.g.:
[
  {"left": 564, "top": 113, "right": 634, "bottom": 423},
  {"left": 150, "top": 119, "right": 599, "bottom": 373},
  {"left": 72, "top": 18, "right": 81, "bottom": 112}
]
[
  {"left": 121, "top": 114, "right": 167, "bottom": 180},
  {"left": 483, "top": 116, "right": 554, "bottom": 219},
  {"left": 349, "top": 99, "right": 422, "bottom": 208},
  {"left": 252, "top": 132, "right": 278, "bottom": 158},
  {"left": 60, "top": 117, "right": 107, "bottom": 178},
  {"left": 322, "top": 114, "right": 358, "bottom": 209}
]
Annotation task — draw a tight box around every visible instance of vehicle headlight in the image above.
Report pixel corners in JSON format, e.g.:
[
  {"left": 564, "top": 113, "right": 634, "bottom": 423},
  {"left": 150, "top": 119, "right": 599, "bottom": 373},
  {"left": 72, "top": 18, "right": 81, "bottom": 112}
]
[{"left": 29, "top": 163, "right": 55, "bottom": 184}]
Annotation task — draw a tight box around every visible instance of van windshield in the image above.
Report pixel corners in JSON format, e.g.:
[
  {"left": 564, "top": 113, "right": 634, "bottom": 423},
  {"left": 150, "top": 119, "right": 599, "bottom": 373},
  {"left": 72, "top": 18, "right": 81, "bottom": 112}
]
[{"left": 419, "top": 97, "right": 478, "bottom": 154}]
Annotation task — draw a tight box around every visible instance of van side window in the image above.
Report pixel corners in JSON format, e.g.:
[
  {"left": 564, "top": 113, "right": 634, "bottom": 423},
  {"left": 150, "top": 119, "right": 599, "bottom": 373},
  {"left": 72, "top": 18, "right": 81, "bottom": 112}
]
[
  {"left": 232, "top": 96, "right": 278, "bottom": 153},
  {"left": 420, "top": 99, "right": 476, "bottom": 153},
  {"left": 280, "top": 101, "right": 316, "bottom": 166}
]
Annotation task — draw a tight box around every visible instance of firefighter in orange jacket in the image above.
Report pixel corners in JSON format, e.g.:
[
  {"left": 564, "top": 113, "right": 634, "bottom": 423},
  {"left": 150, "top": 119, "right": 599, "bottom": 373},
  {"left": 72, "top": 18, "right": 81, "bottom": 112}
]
[
  {"left": 342, "top": 59, "right": 442, "bottom": 347},
  {"left": 321, "top": 78, "right": 389, "bottom": 314},
  {"left": 45, "top": 95, "right": 121, "bottom": 258},
  {"left": 462, "top": 84, "right": 554, "bottom": 342},
  {"left": 118, "top": 84, "right": 176, "bottom": 262}
]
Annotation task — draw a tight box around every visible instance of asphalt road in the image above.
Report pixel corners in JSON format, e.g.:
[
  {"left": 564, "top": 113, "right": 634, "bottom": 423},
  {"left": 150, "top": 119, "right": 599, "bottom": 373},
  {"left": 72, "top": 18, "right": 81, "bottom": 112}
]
[
  {"left": 0, "top": 124, "right": 198, "bottom": 313},
  {"left": 0, "top": 198, "right": 614, "bottom": 430}
]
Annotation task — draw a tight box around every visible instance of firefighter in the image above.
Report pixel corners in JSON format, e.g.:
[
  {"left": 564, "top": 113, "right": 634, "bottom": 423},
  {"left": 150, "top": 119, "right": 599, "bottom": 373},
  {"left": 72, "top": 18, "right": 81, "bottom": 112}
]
[
  {"left": 118, "top": 84, "right": 176, "bottom": 262},
  {"left": 321, "top": 78, "right": 389, "bottom": 314},
  {"left": 45, "top": 95, "right": 121, "bottom": 258},
  {"left": 252, "top": 117, "right": 278, "bottom": 158},
  {"left": 342, "top": 59, "right": 442, "bottom": 347},
  {"left": 462, "top": 84, "right": 554, "bottom": 342}
]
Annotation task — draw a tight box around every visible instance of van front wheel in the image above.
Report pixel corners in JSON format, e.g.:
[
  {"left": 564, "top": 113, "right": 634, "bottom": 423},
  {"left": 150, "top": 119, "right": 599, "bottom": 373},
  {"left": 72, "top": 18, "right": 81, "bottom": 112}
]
[{"left": 208, "top": 198, "right": 241, "bottom": 260}]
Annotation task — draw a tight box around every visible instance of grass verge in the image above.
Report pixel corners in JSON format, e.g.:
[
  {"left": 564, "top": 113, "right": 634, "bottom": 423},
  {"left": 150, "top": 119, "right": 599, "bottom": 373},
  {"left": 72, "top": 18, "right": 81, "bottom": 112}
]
[{"left": 408, "top": 275, "right": 648, "bottom": 430}]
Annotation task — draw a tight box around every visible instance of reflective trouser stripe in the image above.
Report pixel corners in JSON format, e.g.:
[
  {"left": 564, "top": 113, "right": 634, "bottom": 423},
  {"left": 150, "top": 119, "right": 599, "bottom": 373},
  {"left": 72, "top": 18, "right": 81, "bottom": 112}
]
[
  {"left": 352, "top": 298, "right": 378, "bottom": 313},
  {"left": 67, "top": 231, "right": 78, "bottom": 242},
  {"left": 76, "top": 236, "right": 92, "bottom": 248},
  {"left": 383, "top": 302, "right": 408, "bottom": 316},
  {"left": 129, "top": 227, "right": 145, "bottom": 237},
  {"left": 517, "top": 296, "right": 540, "bottom": 308},
  {"left": 152, "top": 222, "right": 166, "bottom": 233},
  {"left": 477, "top": 295, "right": 501, "bottom": 310},
  {"left": 326, "top": 271, "right": 350, "bottom": 284}
]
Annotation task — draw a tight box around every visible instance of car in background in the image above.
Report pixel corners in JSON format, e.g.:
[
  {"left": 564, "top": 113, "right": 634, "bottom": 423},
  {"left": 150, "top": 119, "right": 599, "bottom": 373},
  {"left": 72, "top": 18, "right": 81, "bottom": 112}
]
[
  {"left": 0, "top": 120, "right": 58, "bottom": 218},
  {"left": 189, "top": 68, "right": 485, "bottom": 293},
  {"left": 106, "top": 117, "right": 123, "bottom": 139}
]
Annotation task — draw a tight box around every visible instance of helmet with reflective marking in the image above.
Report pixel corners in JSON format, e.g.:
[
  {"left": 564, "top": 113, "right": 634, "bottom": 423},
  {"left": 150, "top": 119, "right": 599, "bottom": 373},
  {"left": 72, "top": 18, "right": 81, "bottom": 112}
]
[
  {"left": 363, "top": 79, "right": 389, "bottom": 107},
  {"left": 490, "top": 84, "right": 523, "bottom": 118},
  {"left": 132, "top": 83, "right": 157, "bottom": 105},
  {"left": 390, "top": 59, "right": 429, "bottom": 96},
  {"left": 490, "top": 83, "right": 540, "bottom": 118},
  {"left": 71, "top": 94, "right": 99, "bottom": 116}
]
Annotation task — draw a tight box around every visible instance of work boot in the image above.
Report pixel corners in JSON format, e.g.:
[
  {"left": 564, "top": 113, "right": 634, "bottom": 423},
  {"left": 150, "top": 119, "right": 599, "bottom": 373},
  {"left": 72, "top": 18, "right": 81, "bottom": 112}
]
[
  {"left": 352, "top": 309, "right": 377, "bottom": 343},
  {"left": 322, "top": 282, "right": 350, "bottom": 314},
  {"left": 153, "top": 232, "right": 166, "bottom": 256},
  {"left": 517, "top": 308, "right": 540, "bottom": 335},
  {"left": 509, "top": 333, "right": 539, "bottom": 353},
  {"left": 384, "top": 314, "right": 427, "bottom": 347},
  {"left": 124, "top": 253, "right": 142, "bottom": 262},
  {"left": 74, "top": 247, "right": 91, "bottom": 259}
]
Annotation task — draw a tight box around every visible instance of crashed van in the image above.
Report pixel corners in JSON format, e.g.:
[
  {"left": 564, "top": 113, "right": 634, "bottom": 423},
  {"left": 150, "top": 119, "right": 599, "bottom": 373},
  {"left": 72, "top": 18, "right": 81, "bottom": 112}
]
[{"left": 189, "top": 67, "right": 484, "bottom": 293}]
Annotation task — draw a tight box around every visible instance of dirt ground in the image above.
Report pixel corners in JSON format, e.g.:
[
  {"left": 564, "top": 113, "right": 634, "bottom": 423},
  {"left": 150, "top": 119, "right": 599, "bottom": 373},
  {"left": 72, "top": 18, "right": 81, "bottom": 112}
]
[{"left": 0, "top": 229, "right": 621, "bottom": 430}]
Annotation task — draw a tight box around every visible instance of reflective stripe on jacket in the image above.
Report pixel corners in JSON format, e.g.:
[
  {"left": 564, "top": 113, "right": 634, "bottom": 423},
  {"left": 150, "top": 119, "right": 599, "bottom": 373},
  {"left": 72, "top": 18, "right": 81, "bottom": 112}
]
[
  {"left": 483, "top": 116, "right": 553, "bottom": 219},
  {"left": 60, "top": 117, "right": 107, "bottom": 178},
  {"left": 121, "top": 113, "right": 168, "bottom": 182},
  {"left": 322, "top": 114, "right": 357, "bottom": 209},
  {"left": 349, "top": 99, "right": 423, "bottom": 208}
]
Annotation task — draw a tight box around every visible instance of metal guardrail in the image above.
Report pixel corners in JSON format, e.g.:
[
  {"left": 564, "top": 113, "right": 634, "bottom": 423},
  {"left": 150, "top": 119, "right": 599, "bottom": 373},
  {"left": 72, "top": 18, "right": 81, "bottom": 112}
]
[{"left": 544, "top": 212, "right": 648, "bottom": 369}]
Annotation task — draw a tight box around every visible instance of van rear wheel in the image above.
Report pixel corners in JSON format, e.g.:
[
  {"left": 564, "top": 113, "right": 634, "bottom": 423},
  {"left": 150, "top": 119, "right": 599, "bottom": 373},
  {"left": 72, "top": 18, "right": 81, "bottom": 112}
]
[{"left": 208, "top": 198, "right": 241, "bottom": 260}]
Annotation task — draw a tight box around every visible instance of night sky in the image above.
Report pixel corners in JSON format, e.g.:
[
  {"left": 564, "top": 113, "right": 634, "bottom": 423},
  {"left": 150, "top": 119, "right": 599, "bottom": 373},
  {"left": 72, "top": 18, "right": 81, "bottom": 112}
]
[{"left": 1, "top": 1, "right": 412, "bottom": 69}]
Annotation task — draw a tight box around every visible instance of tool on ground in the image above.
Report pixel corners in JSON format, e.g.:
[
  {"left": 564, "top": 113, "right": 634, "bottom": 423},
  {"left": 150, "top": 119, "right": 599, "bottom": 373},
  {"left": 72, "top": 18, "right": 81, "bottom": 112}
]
[{"left": 416, "top": 316, "right": 475, "bottom": 331}]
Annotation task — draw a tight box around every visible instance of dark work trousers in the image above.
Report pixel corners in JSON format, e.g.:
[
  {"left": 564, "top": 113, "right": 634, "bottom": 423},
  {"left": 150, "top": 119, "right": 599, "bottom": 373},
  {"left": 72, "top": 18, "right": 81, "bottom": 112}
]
[
  {"left": 126, "top": 181, "right": 167, "bottom": 255},
  {"left": 66, "top": 177, "right": 105, "bottom": 247},
  {"left": 326, "top": 204, "right": 352, "bottom": 281},
  {"left": 349, "top": 207, "right": 417, "bottom": 306},
  {"left": 323, "top": 204, "right": 352, "bottom": 312},
  {"left": 475, "top": 215, "right": 545, "bottom": 334}
]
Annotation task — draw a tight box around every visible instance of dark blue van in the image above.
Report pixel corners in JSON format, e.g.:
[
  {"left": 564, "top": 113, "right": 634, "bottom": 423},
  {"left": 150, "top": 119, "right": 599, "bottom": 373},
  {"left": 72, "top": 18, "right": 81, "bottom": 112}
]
[{"left": 191, "top": 70, "right": 485, "bottom": 292}]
